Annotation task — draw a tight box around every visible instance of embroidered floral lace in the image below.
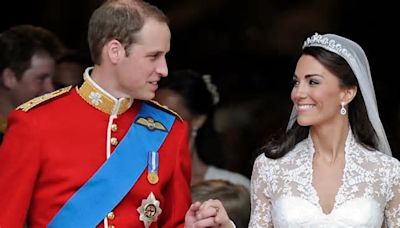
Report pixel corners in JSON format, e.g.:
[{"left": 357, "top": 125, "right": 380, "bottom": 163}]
[{"left": 249, "top": 131, "right": 400, "bottom": 227}]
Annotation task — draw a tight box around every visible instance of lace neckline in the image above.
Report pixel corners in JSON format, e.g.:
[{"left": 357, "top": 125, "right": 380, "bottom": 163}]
[{"left": 306, "top": 129, "right": 355, "bottom": 215}]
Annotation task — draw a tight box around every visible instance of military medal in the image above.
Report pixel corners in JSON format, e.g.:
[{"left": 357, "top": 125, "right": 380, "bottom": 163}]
[
  {"left": 137, "top": 192, "right": 162, "bottom": 228},
  {"left": 147, "top": 151, "right": 159, "bottom": 184},
  {"left": 148, "top": 171, "right": 159, "bottom": 184}
]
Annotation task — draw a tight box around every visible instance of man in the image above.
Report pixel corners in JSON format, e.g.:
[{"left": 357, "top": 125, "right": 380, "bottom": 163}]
[
  {"left": 53, "top": 49, "right": 90, "bottom": 90},
  {"left": 0, "top": 25, "right": 63, "bottom": 144},
  {"left": 0, "top": 0, "right": 192, "bottom": 227}
]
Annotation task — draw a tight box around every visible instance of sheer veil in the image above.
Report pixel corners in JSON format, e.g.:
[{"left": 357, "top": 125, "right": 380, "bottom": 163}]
[{"left": 287, "top": 33, "right": 392, "bottom": 156}]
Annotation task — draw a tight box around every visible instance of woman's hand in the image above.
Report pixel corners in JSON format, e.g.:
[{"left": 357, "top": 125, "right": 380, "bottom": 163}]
[{"left": 184, "top": 199, "right": 235, "bottom": 228}]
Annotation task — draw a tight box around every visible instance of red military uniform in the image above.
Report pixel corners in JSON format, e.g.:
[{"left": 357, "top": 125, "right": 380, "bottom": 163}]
[{"left": 0, "top": 71, "right": 191, "bottom": 227}]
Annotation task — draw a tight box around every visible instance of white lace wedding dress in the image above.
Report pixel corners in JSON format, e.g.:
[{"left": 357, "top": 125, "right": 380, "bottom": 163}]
[{"left": 249, "top": 131, "right": 400, "bottom": 227}]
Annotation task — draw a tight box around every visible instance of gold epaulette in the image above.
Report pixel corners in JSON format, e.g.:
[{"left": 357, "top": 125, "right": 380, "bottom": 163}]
[
  {"left": 17, "top": 86, "right": 72, "bottom": 112},
  {"left": 147, "top": 100, "right": 183, "bottom": 121}
]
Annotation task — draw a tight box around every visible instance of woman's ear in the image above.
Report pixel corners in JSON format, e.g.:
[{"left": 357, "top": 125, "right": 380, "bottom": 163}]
[
  {"left": 341, "top": 86, "right": 357, "bottom": 105},
  {"left": 1, "top": 68, "right": 18, "bottom": 89},
  {"left": 191, "top": 115, "right": 207, "bottom": 131}
]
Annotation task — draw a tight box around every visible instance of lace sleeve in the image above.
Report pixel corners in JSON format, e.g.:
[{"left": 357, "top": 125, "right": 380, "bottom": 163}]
[
  {"left": 384, "top": 160, "right": 400, "bottom": 227},
  {"left": 248, "top": 155, "right": 273, "bottom": 228}
]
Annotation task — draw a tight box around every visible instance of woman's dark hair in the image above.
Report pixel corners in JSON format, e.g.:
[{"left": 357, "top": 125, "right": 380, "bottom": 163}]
[
  {"left": 158, "top": 69, "right": 224, "bottom": 167},
  {"left": 261, "top": 47, "right": 378, "bottom": 159}
]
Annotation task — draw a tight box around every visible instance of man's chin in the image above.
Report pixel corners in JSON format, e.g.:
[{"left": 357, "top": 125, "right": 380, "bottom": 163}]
[{"left": 138, "top": 93, "right": 155, "bottom": 101}]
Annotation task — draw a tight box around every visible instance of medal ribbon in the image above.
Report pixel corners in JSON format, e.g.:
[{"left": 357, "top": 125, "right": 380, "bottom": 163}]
[{"left": 147, "top": 151, "right": 159, "bottom": 183}]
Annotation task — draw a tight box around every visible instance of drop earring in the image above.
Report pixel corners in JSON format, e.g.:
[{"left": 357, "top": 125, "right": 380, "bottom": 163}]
[
  {"left": 191, "top": 128, "right": 198, "bottom": 138},
  {"left": 340, "top": 102, "right": 347, "bottom": 115},
  {"left": 189, "top": 127, "right": 198, "bottom": 152}
]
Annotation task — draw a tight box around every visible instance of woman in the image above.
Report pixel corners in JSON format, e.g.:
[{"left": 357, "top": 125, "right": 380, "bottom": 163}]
[
  {"left": 249, "top": 33, "right": 400, "bottom": 227},
  {"left": 154, "top": 69, "right": 250, "bottom": 190}
]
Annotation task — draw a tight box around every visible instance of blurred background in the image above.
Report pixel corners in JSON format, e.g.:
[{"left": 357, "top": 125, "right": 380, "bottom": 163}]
[{"left": 2, "top": 0, "right": 399, "bottom": 177}]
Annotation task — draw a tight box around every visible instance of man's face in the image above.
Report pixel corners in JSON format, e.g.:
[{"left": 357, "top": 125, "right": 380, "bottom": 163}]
[
  {"left": 115, "top": 18, "right": 171, "bottom": 100},
  {"left": 54, "top": 62, "right": 84, "bottom": 89},
  {"left": 10, "top": 53, "right": 56, "bottom": 106}
]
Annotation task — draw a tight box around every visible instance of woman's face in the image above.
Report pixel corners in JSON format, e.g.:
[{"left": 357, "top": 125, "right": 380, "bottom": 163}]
[
  {"left": 291, "top": 54, "right": 347, "bottom": 128},
  {"left": 154, "top": 88, "right": 193, "bottom": 121},
  {"left": 154, "top": 88, "right": 199, "bottom": 151}
]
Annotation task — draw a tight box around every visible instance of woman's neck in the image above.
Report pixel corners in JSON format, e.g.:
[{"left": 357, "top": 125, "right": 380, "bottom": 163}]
[
  {"left": 190, "top": 147, "right": 209, "bottom": 186},
  {"left": 310, "top": 119, "right": 349, "bottom": 165}
]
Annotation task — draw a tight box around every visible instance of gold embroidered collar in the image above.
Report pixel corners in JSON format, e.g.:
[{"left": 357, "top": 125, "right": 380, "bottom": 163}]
[{"left": 77, "top": 67, "right": 132, "bottom": 115}]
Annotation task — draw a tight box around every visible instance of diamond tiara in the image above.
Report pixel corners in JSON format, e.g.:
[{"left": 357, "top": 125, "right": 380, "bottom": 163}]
[
  {"left": 302, "top": 33, "right": 353, "bottom": 60},
  {"left": 202, "top": 74, "right": 219, "bottom": 105}
]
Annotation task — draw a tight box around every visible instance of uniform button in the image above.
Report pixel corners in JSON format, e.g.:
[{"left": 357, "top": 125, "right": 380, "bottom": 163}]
[
  {"left": 111, "top": 124, "right": 118, "bottom": 132},
  {"left": 107, "top": 211, "right": 115, "bottom": 220},
  {"left": 108, "top": 225, "right": 115, "bottom": 228},
  {"left": 110, "top": 137, "right": 118, "bottom": 146}
]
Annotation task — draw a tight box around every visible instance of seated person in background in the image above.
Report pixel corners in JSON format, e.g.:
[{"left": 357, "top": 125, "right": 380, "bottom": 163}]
[
  {"left": 53, "top": 49, "right": 91, "bottom": 89},
  {"left": 192, "top": 179, "right": 251, "bottom": 228},
  {"left": 154, "top": 69, "right": 250, "bottom": 190}
]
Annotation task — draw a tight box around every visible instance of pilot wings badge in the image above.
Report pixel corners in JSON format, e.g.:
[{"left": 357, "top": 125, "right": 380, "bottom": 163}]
[
  {"left": 137, "top": 192, "right": 162, "bottom": 228},
  {"left": 136, "top": 117, "right": 167, "bottom": 131}
]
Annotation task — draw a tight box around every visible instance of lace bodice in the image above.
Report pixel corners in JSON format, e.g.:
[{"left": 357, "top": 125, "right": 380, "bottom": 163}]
[{"left": 249, "top": 132, "right": 400, "bottom": 227}]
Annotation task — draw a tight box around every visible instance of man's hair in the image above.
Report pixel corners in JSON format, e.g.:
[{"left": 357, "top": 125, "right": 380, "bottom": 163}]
[
  {"left": 191, "top": 180, "right": 251, "bottom": 228},
  {"left": 56, "top": 49, "right": 91, "bottom": 67},
  {"left": 0, "top": 24, "right": 64, "bottom": 79},
  {"left": 87, "top": 0, "right": 168, "bottom": 65}
]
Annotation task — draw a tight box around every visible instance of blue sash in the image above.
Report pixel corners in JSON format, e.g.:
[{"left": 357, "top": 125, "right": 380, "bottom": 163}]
[{"left": 49, "top": 102, "right": 175, "bottom": 227}]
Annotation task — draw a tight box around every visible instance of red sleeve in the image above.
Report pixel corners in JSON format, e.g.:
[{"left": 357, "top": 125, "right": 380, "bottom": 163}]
[
  {"left": 0, "top": 111, "right": 42, "bottom": 227},
  {"left": 159, "top": 120, "right": 192, "bottom": 227}
]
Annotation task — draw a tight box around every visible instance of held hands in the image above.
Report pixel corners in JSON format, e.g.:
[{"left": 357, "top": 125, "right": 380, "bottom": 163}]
[{"left": 185, "top": 199, "right": 235, "bottom": 228}]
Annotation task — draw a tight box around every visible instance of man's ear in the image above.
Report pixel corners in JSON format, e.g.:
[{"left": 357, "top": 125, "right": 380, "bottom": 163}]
[
  {"left": 104, "top": 39, "right": 125, "bottom": 64},
  {"left": 1, "top": 68, "right": 18, "bottom": 89}
]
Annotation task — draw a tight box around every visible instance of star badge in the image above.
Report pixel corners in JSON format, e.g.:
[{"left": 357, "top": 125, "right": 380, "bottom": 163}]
[{"left": 137, "top": 192, "right": 162, "bottom": 228}]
